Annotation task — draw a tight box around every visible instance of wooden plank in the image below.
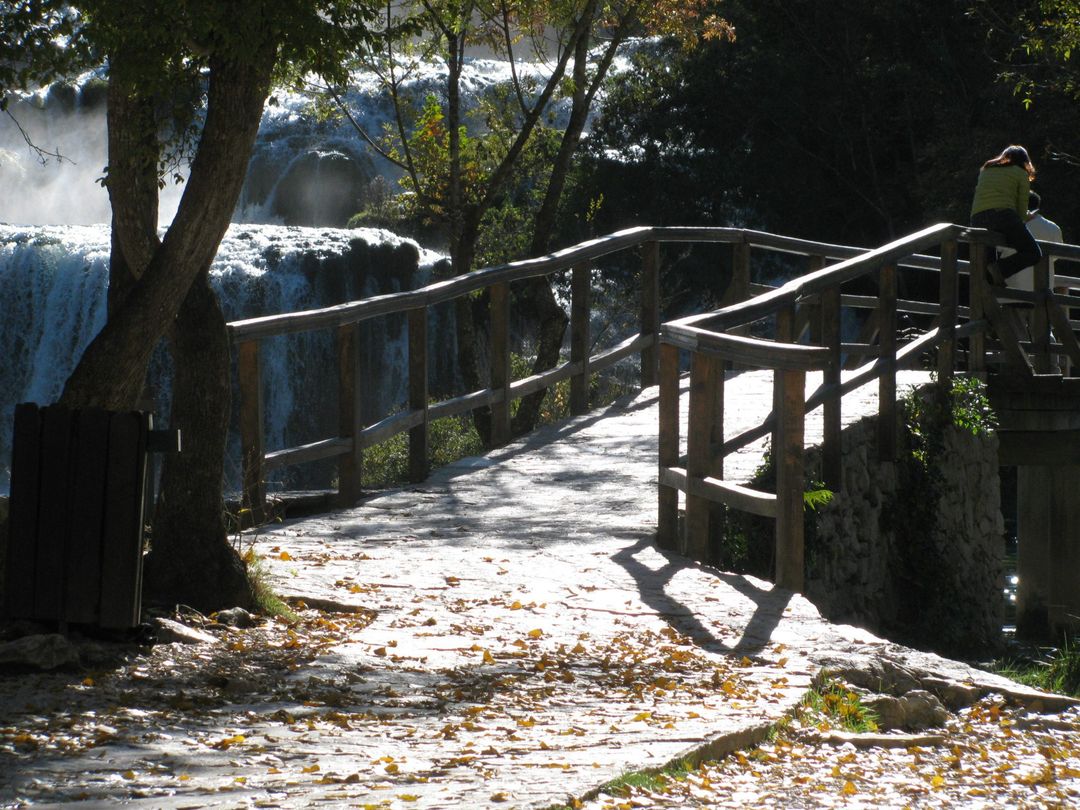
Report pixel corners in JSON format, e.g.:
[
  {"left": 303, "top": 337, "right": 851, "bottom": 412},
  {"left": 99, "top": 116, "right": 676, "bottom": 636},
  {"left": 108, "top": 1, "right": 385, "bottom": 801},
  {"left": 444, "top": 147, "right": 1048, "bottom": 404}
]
[
  {"left": 685, "top": 352, "right": 722, "bottom": 561},
  {"left": 570, "top": 263, "right": 591, "bottom": 415},
  {"left": 878, "top": 264, "right": 897, "bottom": 461},
  {"left": 774, "top": 369, "right": 805, "bottom": 592},
  {"left": 660, "top": 467, "right": 778, "bottom": 518},
  {"left": 727, "top": 241, "right": 751, "bottom": 339},
  {"left": 236, "top": 340, "right": 266, "bottom": 521},
  {"left": 265, "top": 437, "right": 353, "bottom": 470},
  {"left": 661, "top": 324, "right": 828, "bottom": 371},
  {"left": 657, "top": 343, "right": 680, "bottom": 549},
  {"left": 998, "top": 430, "right": 1080, "bottom": 465},
  {"left": 937, "top": 240, "right": 957, "bottom": 380},
  {"left": 34, "top": 406, "right": 75, "bottom": 621},
  {"left": 98, "top": 411, "right": 148, "bottom": 629},
  {"left": 408, "top": 307, "right": 429, "bottom": 483},
  {"left": 640, "top": 241, "right": 660, "bottom": 387},
  {"left": 4, "top": 403, "right": 43, "bottom": 619},
  {"left": 968, "top": 243, "right": 987, "bottom": 375},
  {"left": 821, "top": 285, "right": 843, "bottom": 490},
  {"left": 1032, "top": 256, "right": 1053, "bottom": 373},
  {"left": 1047, "top": 298, "right": 1080, "bottom": 369},
  {"left": 489, "top": 281, "right": 511, "bottom": 446},
  {"left": 337, "top": 323, "right": 363, "bottom": 507},
  {"left": 64, "top": 408, "right": 110, "bottom": 625}
]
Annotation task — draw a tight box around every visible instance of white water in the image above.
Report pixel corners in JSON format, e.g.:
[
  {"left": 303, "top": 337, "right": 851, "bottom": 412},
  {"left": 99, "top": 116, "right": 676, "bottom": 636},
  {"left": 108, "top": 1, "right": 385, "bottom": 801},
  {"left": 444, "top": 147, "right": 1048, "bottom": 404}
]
[
  {"left": 0, "top": 47, "right": 627, "bottom": 493},
  {"left": 0, "top": 223, "right": 444, "bottom": 492}
]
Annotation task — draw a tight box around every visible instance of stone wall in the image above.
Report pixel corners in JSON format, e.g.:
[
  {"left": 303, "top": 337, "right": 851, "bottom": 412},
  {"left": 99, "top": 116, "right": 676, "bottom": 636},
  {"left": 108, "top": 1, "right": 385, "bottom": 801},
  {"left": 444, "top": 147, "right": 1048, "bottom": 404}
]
[{"left": 804, "top": 414, "right": 1004, "bottom": 656}]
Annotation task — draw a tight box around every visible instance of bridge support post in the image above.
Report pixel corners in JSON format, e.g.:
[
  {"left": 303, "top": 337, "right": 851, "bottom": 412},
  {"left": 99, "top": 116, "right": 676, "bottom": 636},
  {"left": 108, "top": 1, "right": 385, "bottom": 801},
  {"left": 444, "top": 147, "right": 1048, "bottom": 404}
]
[
  {"left": 657, "top": 342, "right": 680, "bottom": 550},
  {"left": 337, "top": 322, "right": 363, "bottom": 507},
  {"left": 685, "top": 352, "right": 723, "bottom": 561},
  {"left": 821, "top": 285, "right": 842, "bottom": 490},
  {"left": 490, "top": 282, "right": 511, "bottom": 446},
  {"left": 1016, "top": 465, "right": 1080, "bottom": 639},
  {"left": 570, "top": 263, "right": 591, "bottom": 415},
  {"left": 877, "top": 264, "right": 897, "bottom": 462},
  {"left": 408, "top": 307, "right": 429, "bottom": 483},
  {"left": 640, "top": 241, "right": 660, "bottom": 388},
  {"left": 775, "top": 367, "right": 805, "bottom": 592},
  {"left": 237, "top": 340, "right": 266, "bottom": 522}
]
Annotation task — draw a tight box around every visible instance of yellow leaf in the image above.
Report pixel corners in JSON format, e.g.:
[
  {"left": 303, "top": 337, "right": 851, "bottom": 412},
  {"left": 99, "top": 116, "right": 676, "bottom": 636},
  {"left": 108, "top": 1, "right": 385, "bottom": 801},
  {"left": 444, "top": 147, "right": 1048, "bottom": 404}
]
[
  {"left": 279, "top": 551, "right": 293, "bottom": 561},
  {"left": 777, "top": 657, "right": 788, "bottom": 667},
  {"left": 842, "top": 780, "right": 857, "bottom": 795},
  {"left": 632, "top": 711, "right": 652, "bottom": 722},
  {"left": 445, "top": 576, "right": 460, "bottom": 586},
  {"left": 398, "top": 794, "right": 419, "bottom": 802},
  {"left": 931, "top": 774, "right": 945, "bottom": 789},
  {"left": 81, "top": 677, "right": 94, "bottom": 687},
  {"left": 302, "top": 764, "right": 321, "bottom": 774},
  {"left": 490, "top": 793, "right": 509, "bottom": 802},
  {"left": 122, "top": 770, "right": 136, "bottom": 780},
  {"left": 482, "top": 650, "right": 495, "bottom": 665},
  {"left": 385, "top": 763, "right": 399, "bottom": 774},
  {"left": 517, "top": 717, "right": 536, "bottom": 727},
  {"left": 510, "top": 601, "right": 523, "bottom": 610},
  {"left": 178, "top": 774, "right": 191, "bottom": 781},
  {"left": 740, "top": 656, "right": 753, "bottom": 667},
  {"left": 528, "top": 628, "right": 543, "bottom": 639}
]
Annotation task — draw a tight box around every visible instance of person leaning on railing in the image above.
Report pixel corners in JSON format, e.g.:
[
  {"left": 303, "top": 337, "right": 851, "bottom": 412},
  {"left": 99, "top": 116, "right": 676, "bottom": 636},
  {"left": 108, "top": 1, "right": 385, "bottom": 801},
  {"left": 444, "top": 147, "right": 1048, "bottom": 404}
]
[{"left": 970, "top": 144, "right": 1042, "bottom": 286}]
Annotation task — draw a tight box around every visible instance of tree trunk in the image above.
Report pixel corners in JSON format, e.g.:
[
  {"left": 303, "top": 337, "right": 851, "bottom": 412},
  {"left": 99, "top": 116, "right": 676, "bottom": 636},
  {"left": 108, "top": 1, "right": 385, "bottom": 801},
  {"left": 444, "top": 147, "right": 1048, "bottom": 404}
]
[
  {"left": 60, "top": 46, "right": 275, "bottom": 410},
  {"left": 143, "top": 271, "right": 252, "bottom": 612}
]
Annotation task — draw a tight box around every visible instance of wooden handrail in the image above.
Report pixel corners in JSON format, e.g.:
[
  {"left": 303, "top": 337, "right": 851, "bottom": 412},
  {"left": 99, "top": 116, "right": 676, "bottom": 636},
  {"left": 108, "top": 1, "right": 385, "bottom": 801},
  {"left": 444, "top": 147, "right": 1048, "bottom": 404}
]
[{"left": 228, "top": 219, "right": 1080, "bottom": 571}]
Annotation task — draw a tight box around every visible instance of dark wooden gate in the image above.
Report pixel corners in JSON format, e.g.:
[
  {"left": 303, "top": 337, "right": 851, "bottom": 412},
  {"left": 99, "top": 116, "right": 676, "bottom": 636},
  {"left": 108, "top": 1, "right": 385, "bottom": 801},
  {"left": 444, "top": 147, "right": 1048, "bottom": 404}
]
[{"left": 3, "top": 403, "right": 153, "bottom": 629}]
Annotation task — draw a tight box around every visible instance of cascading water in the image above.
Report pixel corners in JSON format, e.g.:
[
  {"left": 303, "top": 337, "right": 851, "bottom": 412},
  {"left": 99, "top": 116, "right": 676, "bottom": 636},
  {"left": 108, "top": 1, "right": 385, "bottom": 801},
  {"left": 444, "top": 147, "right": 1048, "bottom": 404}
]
[
  {"left": 0, "top": 222, "right": 447, "bottom": 493},
  {"left": 0, "top": 52, "right": 601, "bottom": 494}
]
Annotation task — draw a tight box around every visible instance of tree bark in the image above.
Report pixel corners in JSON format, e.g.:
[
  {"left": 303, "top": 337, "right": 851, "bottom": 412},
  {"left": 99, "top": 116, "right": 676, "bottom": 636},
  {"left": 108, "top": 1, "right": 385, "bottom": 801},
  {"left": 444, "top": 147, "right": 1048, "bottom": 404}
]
[
  {"left": 143, "top": 271, "right": 251, "bottom": 612},
  {"left": 60, "top": 46, "right": 275, "bottom": 411}
]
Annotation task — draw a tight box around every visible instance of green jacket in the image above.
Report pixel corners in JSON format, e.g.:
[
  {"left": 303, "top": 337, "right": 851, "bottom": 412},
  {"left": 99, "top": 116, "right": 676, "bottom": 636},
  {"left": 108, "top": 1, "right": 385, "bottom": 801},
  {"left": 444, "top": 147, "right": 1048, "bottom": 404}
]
[{"left": 970, "top": 164, "right": 1030, "bottom": 218}]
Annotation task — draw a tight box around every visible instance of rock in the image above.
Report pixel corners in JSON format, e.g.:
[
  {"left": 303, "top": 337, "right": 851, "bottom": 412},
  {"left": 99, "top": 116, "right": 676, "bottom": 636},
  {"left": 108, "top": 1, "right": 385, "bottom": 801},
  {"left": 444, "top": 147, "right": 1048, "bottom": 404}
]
[
  {"left": 921, "top": 676, "right": 981, "bottom": 710},
  {"left": 151, "top": 618, "right": 220, "bottom": 646},
  {"left": 897, "top": 690, "right": 950, "bottom": 730},
  {"left": 214, "top": 607, "right": 257, "bottom": 628},
  {"left": 0, "top": 633, "right": 80, "bottom": 670},
  {"left": 863, "top": 694, "right": 906, "bottom": 730}
]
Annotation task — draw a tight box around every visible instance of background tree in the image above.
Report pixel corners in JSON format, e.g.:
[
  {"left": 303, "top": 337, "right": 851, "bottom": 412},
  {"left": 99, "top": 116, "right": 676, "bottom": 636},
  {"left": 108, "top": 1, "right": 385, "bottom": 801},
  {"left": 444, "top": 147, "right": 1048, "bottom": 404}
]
[
  {"left": 337, "top": 0, "right": 730, "bottom": 437},
  {"left": 575, "top": 0, "right": 1080, "bottom": 314},
  {"left": 0, "top": 0, "right": 379, "bottom": 613}
]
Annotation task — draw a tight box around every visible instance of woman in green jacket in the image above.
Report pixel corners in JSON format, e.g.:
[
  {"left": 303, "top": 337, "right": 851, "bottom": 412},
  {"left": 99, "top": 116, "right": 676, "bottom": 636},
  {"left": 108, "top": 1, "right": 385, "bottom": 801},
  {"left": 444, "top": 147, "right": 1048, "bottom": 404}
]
[{"left": 970, "top": 145, "right": 1041, "bottom": 283}]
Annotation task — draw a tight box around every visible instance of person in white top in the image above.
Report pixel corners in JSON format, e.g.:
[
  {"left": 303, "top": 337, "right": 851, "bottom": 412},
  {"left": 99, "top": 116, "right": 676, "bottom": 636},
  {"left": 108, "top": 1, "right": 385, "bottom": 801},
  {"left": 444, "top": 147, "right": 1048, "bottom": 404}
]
[{"left": 1003, "top": 191, "right": 1063, "bottom": 291}]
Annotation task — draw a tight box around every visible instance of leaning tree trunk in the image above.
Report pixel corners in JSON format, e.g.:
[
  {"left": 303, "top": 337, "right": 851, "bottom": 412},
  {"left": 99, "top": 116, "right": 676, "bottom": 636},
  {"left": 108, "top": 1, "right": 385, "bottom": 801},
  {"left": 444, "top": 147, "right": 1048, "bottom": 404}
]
[
  {"left": 143, "top": 271, "right": 252, "bottom": 612},
  {"left": 60, "top": 47, "right": 275, "bottom": 411}
]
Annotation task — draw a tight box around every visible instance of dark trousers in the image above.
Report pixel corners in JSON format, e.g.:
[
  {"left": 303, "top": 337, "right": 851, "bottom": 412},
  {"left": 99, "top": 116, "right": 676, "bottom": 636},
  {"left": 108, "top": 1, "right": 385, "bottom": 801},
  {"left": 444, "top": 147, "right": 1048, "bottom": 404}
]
[{"left": 971, "top": 208, "right": 1042, "bottom": 282}]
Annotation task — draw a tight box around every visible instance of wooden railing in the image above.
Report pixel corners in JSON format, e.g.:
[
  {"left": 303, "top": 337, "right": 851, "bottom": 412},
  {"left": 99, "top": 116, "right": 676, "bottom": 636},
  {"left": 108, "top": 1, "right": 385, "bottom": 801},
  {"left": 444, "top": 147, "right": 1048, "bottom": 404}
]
[
  {"left": 228, "top": 222, "right": 1080, "bottom": 589},
  {"left": 655, "top": 222, "right": 1080, "bottom": 591}
]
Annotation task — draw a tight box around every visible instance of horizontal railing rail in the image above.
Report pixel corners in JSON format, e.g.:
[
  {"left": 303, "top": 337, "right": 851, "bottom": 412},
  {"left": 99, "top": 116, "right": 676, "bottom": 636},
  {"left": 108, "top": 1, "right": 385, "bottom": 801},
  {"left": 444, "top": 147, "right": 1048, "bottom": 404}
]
[{"left": 655, "top": 222, "right": 1080, "bottom": 592}]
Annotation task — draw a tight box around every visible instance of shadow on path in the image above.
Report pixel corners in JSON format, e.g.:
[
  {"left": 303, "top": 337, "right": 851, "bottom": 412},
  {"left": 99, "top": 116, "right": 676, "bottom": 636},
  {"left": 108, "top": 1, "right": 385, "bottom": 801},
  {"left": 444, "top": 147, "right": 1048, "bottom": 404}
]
[{"left": 612, "top": 537, "right": 794, "bottom": 657}]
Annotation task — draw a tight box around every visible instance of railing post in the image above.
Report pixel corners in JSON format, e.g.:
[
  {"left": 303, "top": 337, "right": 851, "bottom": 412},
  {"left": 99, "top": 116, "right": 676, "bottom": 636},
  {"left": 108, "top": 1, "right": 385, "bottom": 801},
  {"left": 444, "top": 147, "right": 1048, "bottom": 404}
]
[
  {"left": 969, "top": 242, "right": 987, "bottom": 375},
  {"left": 727, "top": 241, "right": 751, "bottom": 338},
  {"left": 657, "top": 341, "right": 680, "bottom": 549},
  {"left": 938, "top": 240, "right": 958, "bottom": 382},
  {"left": 337, "top": 322, "right": 363, "bottom": 507},
  {"left": 775, "top": 367, "right": 805, "bottom": 592},
  {"left": 640, "top": 240, "right": 661, "bottom": 388},
  {"left": 570, "top": 262, "right": 591, "bottom": 415},
  {"left": 237, "top": 339, "right": 266, "bottom": 522},
  {"left": 490, "top": 281, "right": 511, "bottom": 445},
  {"left": 878, "top": 263, "right": 897, "bottom": 462},
  {"left": 821, "top": 284, "right": 843, "bottom": 490},
  {"left": 686, "top": 350, "right": 723, "bottom": 561},
  {"left": 1032, "top": 254, "right": 1053, "bottom": 373},
  {"left": 408, "top": 307, "right": 429, "bottom": 483}
]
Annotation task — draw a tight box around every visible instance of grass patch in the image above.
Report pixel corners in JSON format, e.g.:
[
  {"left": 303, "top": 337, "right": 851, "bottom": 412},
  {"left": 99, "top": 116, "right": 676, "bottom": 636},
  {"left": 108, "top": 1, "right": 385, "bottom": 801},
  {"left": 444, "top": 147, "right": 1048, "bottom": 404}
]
[
  {"left": 793, "top": 678, "right": 878, "bottom": 733},
  {"left": 995, "top": 641, "right": 1080, "bottom": 698},
  {"left": 243, "top": 550, "right": 298, "bottom": 622}
]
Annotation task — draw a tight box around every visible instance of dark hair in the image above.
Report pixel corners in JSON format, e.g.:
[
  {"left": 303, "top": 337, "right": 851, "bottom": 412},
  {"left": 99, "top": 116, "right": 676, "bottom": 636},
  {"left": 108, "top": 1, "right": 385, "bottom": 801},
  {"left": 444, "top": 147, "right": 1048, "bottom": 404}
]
[
  {"left": 1029, "top": 190, "right": 1041, "bottom": 212},
  {"left": 982, "top": 145, "right": 1036, "bottom": 180}
]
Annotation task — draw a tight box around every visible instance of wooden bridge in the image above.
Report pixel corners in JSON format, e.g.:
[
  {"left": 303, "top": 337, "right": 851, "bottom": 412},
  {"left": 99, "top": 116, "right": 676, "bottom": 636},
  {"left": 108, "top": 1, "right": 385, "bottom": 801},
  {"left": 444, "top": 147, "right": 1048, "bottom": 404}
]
[{"left": 227, "top": 222, "right": 1080, "bottom": 639}]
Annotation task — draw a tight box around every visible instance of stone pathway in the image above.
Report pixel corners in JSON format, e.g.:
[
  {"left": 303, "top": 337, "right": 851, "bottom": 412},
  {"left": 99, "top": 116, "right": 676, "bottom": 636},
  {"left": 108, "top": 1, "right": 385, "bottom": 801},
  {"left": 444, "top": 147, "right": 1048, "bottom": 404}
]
[{"left": 1, "top": 370, "right": 1077, "bottom": 807}]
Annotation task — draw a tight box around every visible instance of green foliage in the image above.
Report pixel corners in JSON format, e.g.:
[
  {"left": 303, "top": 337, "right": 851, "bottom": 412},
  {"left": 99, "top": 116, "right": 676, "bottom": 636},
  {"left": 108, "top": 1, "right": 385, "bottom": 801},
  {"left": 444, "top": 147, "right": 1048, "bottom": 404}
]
[
  {"left": 362, "top": 411, "right": 485, "bottom": 489},
  {"left": 711, "top": 442, "right": 831, "bottom": 578},
  {"left": 995, "top": 640, "right": 1080, "bottom": 698},
  {"left": 883, "top": 376, "right": 997, "bottom": 654},
  {"left": 795, "top": 678, "right": 879, "bottom": 733},
  {"left": 599, "top": 759, "right": 694, "bottom": 801}
]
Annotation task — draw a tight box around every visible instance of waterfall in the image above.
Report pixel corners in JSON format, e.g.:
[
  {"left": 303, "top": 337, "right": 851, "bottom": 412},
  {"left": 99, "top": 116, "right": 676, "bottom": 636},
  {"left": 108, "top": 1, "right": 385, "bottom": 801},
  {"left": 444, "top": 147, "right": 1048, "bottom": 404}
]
[{"left": 0, "top": 223, "right": 448, "bottom": 494}]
